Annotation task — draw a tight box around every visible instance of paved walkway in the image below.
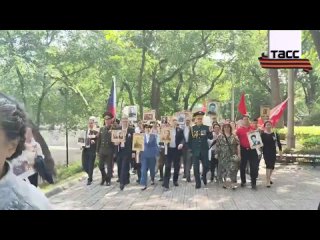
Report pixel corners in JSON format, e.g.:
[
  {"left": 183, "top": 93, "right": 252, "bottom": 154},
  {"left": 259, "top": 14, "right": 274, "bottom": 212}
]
[{"left": 49, "top": 163, "right": 320, "bottom": 210}]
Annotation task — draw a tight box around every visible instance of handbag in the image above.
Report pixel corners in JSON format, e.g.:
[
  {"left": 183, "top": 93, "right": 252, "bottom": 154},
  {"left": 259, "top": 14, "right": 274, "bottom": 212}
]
[{"left": 224, "top": 134, "right": 240, "bottom": 163}]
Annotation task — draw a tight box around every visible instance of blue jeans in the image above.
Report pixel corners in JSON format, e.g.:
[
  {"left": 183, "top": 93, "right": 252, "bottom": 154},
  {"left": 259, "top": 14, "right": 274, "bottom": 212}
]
[{"left": 140, "top": 157, "right": 156, "bottom": 186}]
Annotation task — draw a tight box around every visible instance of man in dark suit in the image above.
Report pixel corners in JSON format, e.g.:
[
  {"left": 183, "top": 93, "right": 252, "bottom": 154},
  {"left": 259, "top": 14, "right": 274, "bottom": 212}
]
[
  {"left": 96, "top": 112, "right": 117, "bottom": 186},
  {"left": 118, "top": 126, "right": 135, "bottom": 190},
  {"left": 82, "top": 117, "right": 99, "bottom": 185},
  {"left": 189, "top": 111, "right": 213, "bottom": 189},
  {"left": 163, "top": 117, "right": 185, "bottom": 190}
]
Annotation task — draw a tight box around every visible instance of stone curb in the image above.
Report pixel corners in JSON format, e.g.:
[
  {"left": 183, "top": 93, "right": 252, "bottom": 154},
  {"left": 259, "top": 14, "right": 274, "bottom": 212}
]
[{"left": 45, "top": 174, "right": 87, "bottom": 198}]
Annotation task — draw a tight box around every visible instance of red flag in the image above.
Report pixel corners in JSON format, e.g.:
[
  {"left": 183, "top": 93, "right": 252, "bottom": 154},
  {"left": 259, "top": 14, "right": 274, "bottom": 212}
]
[
  {"left": 238, "top": 93, "right": 247, "bottom": 115},
  {"left": 269, "top": 98, "right": 288, "bottom": 127},
  {"left": 107, "top": 78, "right": 116, "bottom": 118}
]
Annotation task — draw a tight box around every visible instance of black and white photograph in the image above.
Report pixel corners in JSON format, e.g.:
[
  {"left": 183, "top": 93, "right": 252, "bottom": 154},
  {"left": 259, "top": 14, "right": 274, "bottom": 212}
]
[
  {"left": 247, "top": 130, "right": 263, "bottom": 149},
  {"left": 176, "top": 112, "right": 186, "bottom": 125},
  {"left": 208, "top": 102, "right": 218, "bottom": 115},
  {"left": 128, "top": 106, "right": 137, "bottom": 121}
]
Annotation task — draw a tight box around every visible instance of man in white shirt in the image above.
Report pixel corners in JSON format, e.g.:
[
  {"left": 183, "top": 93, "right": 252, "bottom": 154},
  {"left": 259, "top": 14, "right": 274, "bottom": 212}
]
[
  {"left": 163, "top": 118, "right": 184, "bottom": 190},
  {"left": 182, "top": 118, "right": 192, "bottom": 182}
]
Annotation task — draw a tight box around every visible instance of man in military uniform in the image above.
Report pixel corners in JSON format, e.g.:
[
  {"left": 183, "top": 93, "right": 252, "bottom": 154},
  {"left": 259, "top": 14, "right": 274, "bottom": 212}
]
[
  {"left": 96, "top": 112, "right": 117, "bottom": 186},
  {"left": 189, "top": 111, "right": 213, "bottom": 189}
]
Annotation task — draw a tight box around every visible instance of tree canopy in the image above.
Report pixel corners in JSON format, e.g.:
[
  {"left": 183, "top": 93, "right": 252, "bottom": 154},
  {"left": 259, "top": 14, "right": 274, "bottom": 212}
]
[{"left": 1, "top": 30, "right": 319, "bottom": 129}]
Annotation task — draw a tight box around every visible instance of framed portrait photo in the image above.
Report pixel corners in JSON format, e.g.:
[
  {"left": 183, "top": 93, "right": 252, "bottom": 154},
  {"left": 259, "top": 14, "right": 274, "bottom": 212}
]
[
  {"left": 176, "top": 112, "right": 186, "bottom": 125},
  {"left": 143, "top": 111, "right": 155, "bottom": 121},
  {"left": 128, "top": 106, "right": 138, "bottom": 121},
  {"left": 132, "top": 133, "right": 144, "bottom": 152},
  {"left": 247, "top": 130, "right": 263, "bottom": 149},
  {"left": 160, "top": 127, "right": 172, "bottom": 143},
  {"left": 207, "top": 102, "right": 218, "bottom": 115},
  {"left": 111, "top": 130, "right": 124, "bottom": 143}
]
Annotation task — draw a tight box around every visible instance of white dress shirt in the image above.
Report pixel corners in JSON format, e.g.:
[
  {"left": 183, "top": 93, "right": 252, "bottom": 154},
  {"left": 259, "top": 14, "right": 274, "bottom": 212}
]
[
  {"left": 169, "top": 128, "right": 176, "bottom": 148},
  {"left": 184, "top": 126, "right": 190, "bottom": 143},
  {"left": 145, "top": 133, "right": 150, "bottom": 144}
]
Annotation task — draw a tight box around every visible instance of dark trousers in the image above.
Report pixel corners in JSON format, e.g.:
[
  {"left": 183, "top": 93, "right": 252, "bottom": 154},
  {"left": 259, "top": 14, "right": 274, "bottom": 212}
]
[
  {"left": 182, "top": 146, "right": 192, "bottom": 178},
  {"left": 163, "top": 148, "right": 181, "bottom": 188},
  {"left": 158, "top": 149, "right": 165, "bottom": 179},
  {"left": 117, "top": 154, "right": 130, "bottom": 185},
  {"left": 210, "top": 154, "right": 218, "bottom": 179},
  {"left": 83, "top": 149, "right": 96, "bottom": 181},
  {"left": 99, "top": 152, "right": 113, "bottom": 183},
  {"left": 28, "top": 172, "right": 38, "bottom": 187},
  {"left": 193, "top": 153, "right": 208, "bottom": 188},
  {"left": 240, "top": 147, "right": 259, "bottom": 185},
  {"left": 134, "top": 161, "right": 141, "bottom": 181}
]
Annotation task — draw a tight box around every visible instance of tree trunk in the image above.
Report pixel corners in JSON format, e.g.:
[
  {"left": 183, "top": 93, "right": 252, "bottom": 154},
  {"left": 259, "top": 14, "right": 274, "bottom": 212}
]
[
  {"left": 36, "top": 93, "right": 45, "bottom": 127},
  {"left": 269, "top": 69, "right": 283, "bottom": 127},
  {"left": 123, "top": 81, "right": 135, "bottom": 105},
  {"left": 15, "top": 67, "right": 27, "bottom": 108},
  {"left": 137, "top": 30, "right": 147, "bottom": 119},
  {"left": 310, "top": 30, "right": 320, "bottom": 60},
  {"left": 151, "top": 76, "right": 161, "bottom": 119},
  {"left": 30, "top": 121, "right": 55, "bottom": 176}
]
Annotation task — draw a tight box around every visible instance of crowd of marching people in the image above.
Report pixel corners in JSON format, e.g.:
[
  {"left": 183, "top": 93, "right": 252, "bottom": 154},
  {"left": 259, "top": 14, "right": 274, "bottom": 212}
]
[{"left": 81, "top": 110, "right": 283, "bottom": 192}]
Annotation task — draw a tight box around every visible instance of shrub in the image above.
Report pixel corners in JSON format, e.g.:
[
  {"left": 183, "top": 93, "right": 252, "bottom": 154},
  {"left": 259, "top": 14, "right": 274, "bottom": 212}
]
[
  {"left": 302, "top": 112, "right": 320, "bottom": 126},
  {"left": 299, "top": 136, "right": 320, "bottom": 149}
]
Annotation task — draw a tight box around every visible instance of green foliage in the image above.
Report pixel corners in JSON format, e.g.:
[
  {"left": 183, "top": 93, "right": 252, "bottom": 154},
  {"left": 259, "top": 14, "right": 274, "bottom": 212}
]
[
  {"left": 302, "top": 112, "right": 320, "bottom": 126},
  {"left": 277, "top": 126, "right": 320, "bottom": 137},
  {"left": 300, "top": 136, "right": 320, "bottom": 149},
  {"left": 56, "top": 161, "right": 83, "bottom": 180},
  {"left": 0, "top": 30, "right": 320, "bottom": 129}
]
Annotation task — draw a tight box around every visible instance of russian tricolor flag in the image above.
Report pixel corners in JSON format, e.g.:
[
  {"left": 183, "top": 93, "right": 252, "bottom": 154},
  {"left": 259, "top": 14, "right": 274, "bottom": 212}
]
[{"left": 107, "top": 77, "right": 116, "bottom": 118}]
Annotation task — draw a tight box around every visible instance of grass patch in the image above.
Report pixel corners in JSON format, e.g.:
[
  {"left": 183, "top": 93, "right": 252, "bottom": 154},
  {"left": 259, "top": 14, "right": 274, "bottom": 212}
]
[{"left": 39, "top": 160, "right": 85, "bottom": 192}]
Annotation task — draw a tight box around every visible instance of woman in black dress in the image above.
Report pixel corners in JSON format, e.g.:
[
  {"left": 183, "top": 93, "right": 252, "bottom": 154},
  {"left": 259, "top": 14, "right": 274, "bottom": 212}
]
[{"left": 261, "top": 121, "right": 282, "bottom": 187}]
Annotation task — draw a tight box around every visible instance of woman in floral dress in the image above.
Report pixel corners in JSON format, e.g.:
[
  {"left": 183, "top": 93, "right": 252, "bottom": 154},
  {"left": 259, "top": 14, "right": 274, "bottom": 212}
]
[{"left": 216, "top": 123, "right": 241, "bottom": 189}]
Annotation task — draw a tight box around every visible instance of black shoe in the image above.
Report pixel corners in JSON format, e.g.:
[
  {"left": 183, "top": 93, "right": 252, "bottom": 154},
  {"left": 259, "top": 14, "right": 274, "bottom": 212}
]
[
  {"left": 241, "top": 182, "right": 246, "bottom": 187},
  {"left": 195, "top": 185, "right": 201, "bottom": 189},
  {"left": 100, "top": 179, "right": 106, "bottom": 185},
  {"left": 270, "top": 181, "right": 273, "bottom": 185},
  {"left": 182, "top": 174, "right": 186, "bottom": 179},
  {"left": 252, "top": 185, "right": 257, "bottom": 190},
  {"left": 187, "top": 177, "right": 191, "bottom": 182},
  {"left": 106, "top": 182, "right": 111, "bottom": 186},
  {"left": 203, "top": 178, "right": 207, "bottom": 186},
  {"left": 116, "top": 179, "right": 120, "bottom": 183},
  {"left": 173, "top": 182, "right": 179, "bottom": 187},
  {"left": 87, "top": 180, "right": 92, "bottom": 185},
  {"left": 136, "top": 179, "right": 140, "bottom": 183},
  {"left": 151, "top": 181, "right": 155, "bottom": 185},
  {"left": 120, "top": 184, "right": 124, "bottom": 190},
  {"left": 210, "top": 176, "right": 214, "bottom": 182},
  {"left": 159, "top": 178, "right": 163, "bottom": 182},
  {"left": 141, "top": 186, "right": 147, "bottom": 191}
]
